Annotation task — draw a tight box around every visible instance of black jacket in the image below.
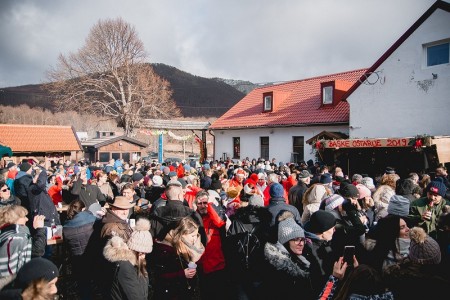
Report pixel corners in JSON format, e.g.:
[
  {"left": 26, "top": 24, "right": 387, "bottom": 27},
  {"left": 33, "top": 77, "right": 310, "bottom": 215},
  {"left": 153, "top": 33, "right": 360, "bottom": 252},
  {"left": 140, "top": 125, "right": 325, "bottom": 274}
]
[
  {"left": 63, "top": 211, "right": 97, "bottom": 256},
  {"left": 28, "top": 168, "right": 60, "bottom": 226},
  {"left": 13, "top": 171, "right": 32, "bottom": 210},
  {"left": 71, "top": 178, "right": 106, "bottom": 207},
  {"left": 288, "top": 181, "right": 309, "bottom": 215}
]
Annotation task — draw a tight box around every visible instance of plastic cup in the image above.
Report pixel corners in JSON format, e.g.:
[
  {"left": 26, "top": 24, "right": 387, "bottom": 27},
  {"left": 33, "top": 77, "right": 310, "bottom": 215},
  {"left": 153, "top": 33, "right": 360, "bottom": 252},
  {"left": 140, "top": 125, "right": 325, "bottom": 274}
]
[{"left": 188, "top": 262, "right": 197, "bottom": 269}]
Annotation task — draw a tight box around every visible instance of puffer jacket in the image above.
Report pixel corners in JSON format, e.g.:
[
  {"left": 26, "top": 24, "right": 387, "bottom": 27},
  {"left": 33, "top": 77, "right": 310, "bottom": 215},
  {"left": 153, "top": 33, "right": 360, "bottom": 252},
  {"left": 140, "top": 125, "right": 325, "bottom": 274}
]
[
  {"left": 28, "top": 168, "right": 60, "bottom": 226},
  {"left": 103, "top": 236, "right": 148, "bottom": 300},
  {"left": 63, "top": 211, "right": 97, "bottom": 256},
  {"left": 13, "top": 171, "right": 32, "bottom": 209}
]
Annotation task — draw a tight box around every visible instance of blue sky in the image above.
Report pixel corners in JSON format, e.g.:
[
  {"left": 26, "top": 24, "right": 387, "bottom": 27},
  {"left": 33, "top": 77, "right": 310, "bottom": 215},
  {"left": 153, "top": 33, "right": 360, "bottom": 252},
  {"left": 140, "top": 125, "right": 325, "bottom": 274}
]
[{"left": 0, "top": 0, "right": 438, "bottom": 88}]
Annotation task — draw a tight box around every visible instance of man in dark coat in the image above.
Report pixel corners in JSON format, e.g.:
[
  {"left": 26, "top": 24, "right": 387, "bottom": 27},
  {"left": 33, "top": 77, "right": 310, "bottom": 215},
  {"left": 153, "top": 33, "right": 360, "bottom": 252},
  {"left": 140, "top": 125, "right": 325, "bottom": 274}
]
[
  {"left": 267, "top": 183, "right": 301, "bottom": 226},
  {"left": 71, "top": 168, "right": 106, "bottom": 207},
  {"left": 13, "top": 162, "right": 33, "bottom": 211},
  {"left": 288, "top": 170, "right": 311, "bottom": 215}
]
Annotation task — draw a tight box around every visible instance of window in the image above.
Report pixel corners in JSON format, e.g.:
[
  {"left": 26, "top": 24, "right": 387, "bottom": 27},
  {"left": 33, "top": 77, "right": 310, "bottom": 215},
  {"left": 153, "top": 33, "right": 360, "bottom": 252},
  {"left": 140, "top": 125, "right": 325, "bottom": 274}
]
[
  {"left": 322, "top": 86, "right": 333, "bottom": 105},
  {"left": 99, "top": 152, "right": 110, "bottom": 162},
  {"left": 122, "top": 152, "right": 130, "bottom": 163},
  {"left": 233, "top": 137, "right": 240, "bottom": 159},
  {"left": 292, "top": 136, "right": 304, "bottom": 163},
  {"left": 112, "top": 153, "right": 120, "bottom": 160},
  {"left": 427, "top": 42, "right": 449, "bottom": 67},
  {"left": 263, "top": 92, "right": 273, "bottom": 112},
  {"left": 260, "top": 137, "right": 269, "bottom": 160}
]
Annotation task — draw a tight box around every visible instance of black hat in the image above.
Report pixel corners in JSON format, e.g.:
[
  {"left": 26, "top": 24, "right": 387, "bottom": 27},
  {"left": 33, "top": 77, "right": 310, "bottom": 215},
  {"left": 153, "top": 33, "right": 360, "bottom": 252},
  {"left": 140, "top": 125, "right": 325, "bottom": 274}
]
[
  {"left": 19, "top": 162, "right": 32, "bottom": 172},
  {"left": 340, "top": 183, "right": 359, "bottom": 198},
  {"left": 131, "top": 172, "right": 144, "bottom": 182},
  {"left": 16, "top": 258, "right": 59, "bottom": 288},
  {"left": 7, "top": 162, "right": 16, "bottom": 169},
  {"left": 304, "top": 210, "right": 336, "bottom": 234},
  {"left": 210, "top": 179, "right": 222, "bottom": 190},
  {"left": 320, "top": 173, "right": 332, "bottom": 184}
]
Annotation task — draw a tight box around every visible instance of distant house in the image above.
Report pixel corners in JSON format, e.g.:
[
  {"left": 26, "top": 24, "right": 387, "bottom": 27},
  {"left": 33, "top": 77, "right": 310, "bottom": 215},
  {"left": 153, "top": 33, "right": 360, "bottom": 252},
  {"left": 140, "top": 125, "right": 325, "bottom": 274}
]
[
  {"left": 0, "top": 124, "right": 82, "bottom": 165},
  {"left": 210, "top": 69, "right": 366, "bottom": 164},
  {"left": 82, "top": 131, "right": 148, "bottom": 163},
  {"left": 315, "top": 0, "right": 450, "bottom": 175}
]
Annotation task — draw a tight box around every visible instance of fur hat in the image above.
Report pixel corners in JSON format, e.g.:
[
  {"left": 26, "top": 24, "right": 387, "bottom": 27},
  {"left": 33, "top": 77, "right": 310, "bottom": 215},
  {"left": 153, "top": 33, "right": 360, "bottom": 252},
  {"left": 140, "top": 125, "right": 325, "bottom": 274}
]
[
  {"left": 320, "top": 173, "right": 332, "bottom": 184},
  {"left": 110, "top": 196, "right": 134, "bottom": 209},
  {"left": 304, "top": 210, "right": 336, "bottom": 234},
  {"left": 127, "top": 218, "right": 153, "bottom": 254},
  {"left": 361, "top": 177, "right": 376, "bottom": 190},
  {"left": 152, "top": 175, "right": 163, "bottom": 187},
  {"left": 356, "top": 184, "right": 371, "bottom": 199},
  {"left": 340, "top": 183, "right": 359, "bottom": 198},
  {"left": 387, "top": 195, "right": 410, "bottom": 217},
  {"left": 19, "top": 162, "right": 32, "bottom": 172},
  {"left": 278, "top": 212, "right": 304, "bottom": 244},
  {"left": 426, "top": 178, "right": 447, "bottom": 197},
  {"left": 409, "top": 227, "right": 441, "bottom": 265},
  {"left": 324, "top": 194, "right": 345, "bottom": 211},
  {"left": 269, "top": 183, "right": 284, "bottom": 198},
  {"left": 16, "top": 258, "right": 59, "bottom": 289}
]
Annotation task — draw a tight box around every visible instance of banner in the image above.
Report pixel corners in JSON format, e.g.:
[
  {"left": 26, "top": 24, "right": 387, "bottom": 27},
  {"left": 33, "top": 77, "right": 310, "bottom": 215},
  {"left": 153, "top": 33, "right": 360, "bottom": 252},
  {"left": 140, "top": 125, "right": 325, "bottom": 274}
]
[{"left": 324, "top": 138, "right": 413, "bottom": 148}]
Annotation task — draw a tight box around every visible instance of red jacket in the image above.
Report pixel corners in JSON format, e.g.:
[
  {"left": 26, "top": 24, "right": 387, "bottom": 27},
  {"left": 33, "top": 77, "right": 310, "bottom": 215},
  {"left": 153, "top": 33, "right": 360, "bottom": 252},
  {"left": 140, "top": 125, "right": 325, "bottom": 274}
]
[
  {"left": 48, "top": 177, "right": 63, "bottom": 205},
  {"left": 184, "top": 185, "right": 203, "bottom": 209},
  {"left": 198, "top": 204, "right": 226, "bottom": 274}
]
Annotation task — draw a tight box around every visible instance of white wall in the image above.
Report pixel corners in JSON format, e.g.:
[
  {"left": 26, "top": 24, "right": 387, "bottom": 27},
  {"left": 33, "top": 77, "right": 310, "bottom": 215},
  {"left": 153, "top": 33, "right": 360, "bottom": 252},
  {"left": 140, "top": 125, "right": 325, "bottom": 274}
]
[
  {"left": 348, "top": 9, "right": 450, "bottom": 139},
  {"left": 213, "top": 125, "right": 348, "bottom": 163}
]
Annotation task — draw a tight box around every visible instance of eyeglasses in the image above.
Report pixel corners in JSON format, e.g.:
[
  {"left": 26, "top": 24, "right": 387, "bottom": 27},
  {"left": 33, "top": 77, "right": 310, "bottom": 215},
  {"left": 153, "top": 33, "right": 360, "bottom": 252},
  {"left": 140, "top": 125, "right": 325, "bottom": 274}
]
[
  {"left": 291, "top": 237, "right": 306, "bottom": 244},
  {"left": 1, "top": 187, "right": 10, "bottom": 192}
]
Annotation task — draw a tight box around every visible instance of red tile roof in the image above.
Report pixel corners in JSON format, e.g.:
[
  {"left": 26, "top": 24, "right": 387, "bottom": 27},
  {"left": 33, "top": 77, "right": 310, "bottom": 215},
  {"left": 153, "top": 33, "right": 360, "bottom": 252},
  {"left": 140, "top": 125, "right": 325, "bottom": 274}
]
[
  {"left": 210, "top": 69, "right": 367, "bottom": 130},
  {"left": 0, "top": 124, "right": 82, "bottom": 152}
]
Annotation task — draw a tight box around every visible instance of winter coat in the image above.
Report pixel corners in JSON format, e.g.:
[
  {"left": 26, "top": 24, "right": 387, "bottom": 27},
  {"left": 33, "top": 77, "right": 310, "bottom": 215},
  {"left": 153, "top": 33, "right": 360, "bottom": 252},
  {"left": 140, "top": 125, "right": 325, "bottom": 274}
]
[
  {"left": 288, "top": 181, "right": 308, "bottom": 215},
  {"left": 150, "top": 200, "right": 206, "bottom": 246},
  {"left": 71, "top": 178, "right": 106, "bottom": 207},
  {"left": 267, "top": 197, "right": 301, "bottom": 226},
  {"left": 145, "top": 185, "right": 165, "bottom": 204},
  {"left": 409, "top": 196, "right": 450, "bottom": 240},
  {"left": 27, "top": 168, "right": 60, "bottom": 226},
  {"left": 103, "top": 237, "right": 148, "bottom": 300},
  {"left": 13, "top": 171, "right": 32, "bottom": 210},
  {"left": 197, "top": 204, "right": 226, "bottom": 274},
  {"left": 101, "top": 209, "right": 133, "bottom": 242},
  {"left": 261, "top": 242, "right": 313, "bottom": 299},
  {"left": 152, "top": 242, "right": 197, "bottom": 300},
  {"left": 47, "top": 177, "right": 63, "bottom": 205},
  {"left": 63, "top": 211, "right": 97, "bottom": 256},
  {"left": 301, "top": 184, "right": 330, "bottom": 226}
]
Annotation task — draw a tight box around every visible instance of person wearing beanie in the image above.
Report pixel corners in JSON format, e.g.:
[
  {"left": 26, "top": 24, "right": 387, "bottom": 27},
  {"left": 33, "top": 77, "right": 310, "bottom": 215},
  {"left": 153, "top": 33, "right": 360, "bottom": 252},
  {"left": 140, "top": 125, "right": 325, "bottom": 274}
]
[
  {"left": 288, "top": 170, "right": 311, "bottom": 215},
  {"left": 409, "top": 177, "right": 450, "bottom": 240},
  {"left": 103, "top": 231, "right": 151, "bottom": 300},
  {"left": 267, "top": 183, "right": 301, "bottom": 226},
  {"left": 13, "top": 162, "right": 33, "bottom": 212},
  {"left": 387, "top": 195, "right": 410, "bottom": 217},
  {"left": 261, "top": 211, "right": 313, "bottom": 299},
  {"left": 361, "top": 176, "right": 376, "bottom": 192},
  {"left": 383, "top": 226, "right": 449, "bottom": 300},
  {"left": 144, "top": 175, "right": 165, "bottom": 205},
  {"left": 0, "top": 257, "right": 60, "bottom": 299},
  {"left": 356, "top": 184, "right": 375, "bottom": 228},
  {"left": 303, "top": 210, "right": 338, "bottom": 295}
]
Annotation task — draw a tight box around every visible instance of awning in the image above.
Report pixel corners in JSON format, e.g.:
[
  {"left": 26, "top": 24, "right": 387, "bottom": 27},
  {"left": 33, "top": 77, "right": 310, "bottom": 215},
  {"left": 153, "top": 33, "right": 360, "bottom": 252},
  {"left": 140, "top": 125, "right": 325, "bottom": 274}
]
[{"left": 0, "top": 144, "right": 13, "bottom": 157}]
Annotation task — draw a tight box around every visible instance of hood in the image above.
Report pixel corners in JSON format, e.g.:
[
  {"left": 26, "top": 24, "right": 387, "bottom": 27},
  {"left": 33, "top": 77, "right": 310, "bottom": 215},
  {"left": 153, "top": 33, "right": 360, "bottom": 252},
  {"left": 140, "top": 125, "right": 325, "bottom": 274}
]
[
  {"left": 15, "top": 171, "right": 31, "bottom": 180},
  {"left": 64, "top": 211, "right": 96, "bottom": 228},
  {"left": 103, "top": 236, "right": 136, "bottom": 265},
  {"left": 0, "top": 196, "right": 18, "bottom": 206},
  {"left": 264, "top": 242, "right": 310, "bottom": 278}
]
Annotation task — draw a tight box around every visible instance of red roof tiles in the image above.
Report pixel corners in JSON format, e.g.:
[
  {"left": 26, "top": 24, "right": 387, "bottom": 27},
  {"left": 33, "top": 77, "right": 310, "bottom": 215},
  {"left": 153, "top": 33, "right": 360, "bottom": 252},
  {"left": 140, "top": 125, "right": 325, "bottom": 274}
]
[
  {"left": 210, "top": 69, "right": 367, "bottom": 130},
  {"left": 0, "top": 124, "right": 82, "bottom": 152}
]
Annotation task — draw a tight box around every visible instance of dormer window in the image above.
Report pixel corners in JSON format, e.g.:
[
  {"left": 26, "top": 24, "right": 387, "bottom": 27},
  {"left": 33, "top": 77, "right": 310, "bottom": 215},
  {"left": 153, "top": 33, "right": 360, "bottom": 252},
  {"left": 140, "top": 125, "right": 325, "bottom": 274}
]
[
  {"left": 322, "top": 86, "right": 333, "bottom": 105},
  {"left": 263, "top": 92, "right": 273, "bottom": 112}
]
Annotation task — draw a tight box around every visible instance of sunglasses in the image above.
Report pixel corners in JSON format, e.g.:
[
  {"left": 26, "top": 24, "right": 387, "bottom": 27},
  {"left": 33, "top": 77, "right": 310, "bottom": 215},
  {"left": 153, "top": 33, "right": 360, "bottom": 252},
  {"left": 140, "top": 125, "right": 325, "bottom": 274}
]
[{"left": 1, "top": 187, "right": 10, "bottom": 192}]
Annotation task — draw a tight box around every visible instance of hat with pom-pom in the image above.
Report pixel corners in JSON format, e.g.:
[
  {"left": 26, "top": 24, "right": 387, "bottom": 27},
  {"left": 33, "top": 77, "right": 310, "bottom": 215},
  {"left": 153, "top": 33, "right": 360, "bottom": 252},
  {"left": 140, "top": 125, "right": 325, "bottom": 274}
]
[
  {"left": 127, "top": 218, "right": 153, "bottom": 253},
  {"left": 409, "top": 227, "right": 441, "bottom": 265},
  {"left": 277, "top": 211, "right": 304, "bottom": 244}
]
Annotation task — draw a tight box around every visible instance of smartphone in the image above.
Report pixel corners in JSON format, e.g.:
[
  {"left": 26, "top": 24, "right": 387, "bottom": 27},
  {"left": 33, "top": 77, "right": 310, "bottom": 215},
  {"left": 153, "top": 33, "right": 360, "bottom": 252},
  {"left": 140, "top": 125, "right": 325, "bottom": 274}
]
[{"left": 343, "top": 245, "right": 355, "bottom": 266}]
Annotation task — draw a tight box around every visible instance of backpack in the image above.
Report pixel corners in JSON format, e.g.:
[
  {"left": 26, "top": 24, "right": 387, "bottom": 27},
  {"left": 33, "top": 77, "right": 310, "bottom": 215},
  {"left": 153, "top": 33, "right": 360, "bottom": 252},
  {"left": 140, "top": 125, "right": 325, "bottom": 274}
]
[{"left": 227, "top": 219, "right": 262, "bottom": 270}]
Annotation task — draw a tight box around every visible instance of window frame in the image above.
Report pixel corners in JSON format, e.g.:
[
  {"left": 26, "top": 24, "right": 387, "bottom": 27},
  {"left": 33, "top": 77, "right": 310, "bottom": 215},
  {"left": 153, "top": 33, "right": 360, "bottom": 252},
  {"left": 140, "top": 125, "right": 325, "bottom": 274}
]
[
  {"left": 263, "top": 92, "right": 273, "bottom": 112},
  {"left": 322, "top": 85, "right": 334, "bottom": 105},
  {"left": 425, "top": 40, "right": 450, "bottom": 67},
  {"left": 292, "top": 136, "right": 304, "bottom": 163},
  {"left": 233, "top": 137, "right": 240, "bottom": 159},
  {"left": 260, "top": 136, "right": 269, "bottom": 161}
]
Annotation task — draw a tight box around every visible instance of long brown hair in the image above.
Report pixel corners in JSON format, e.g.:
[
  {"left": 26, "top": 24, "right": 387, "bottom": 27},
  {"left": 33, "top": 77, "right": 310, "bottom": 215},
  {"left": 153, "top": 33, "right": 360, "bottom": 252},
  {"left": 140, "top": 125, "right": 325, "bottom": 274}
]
[
  {"left": 170, "top": 217, "right": 200, "bottom": 262},
  {"left": 66, "top": 199, "right": 85, "bottom": 220}
]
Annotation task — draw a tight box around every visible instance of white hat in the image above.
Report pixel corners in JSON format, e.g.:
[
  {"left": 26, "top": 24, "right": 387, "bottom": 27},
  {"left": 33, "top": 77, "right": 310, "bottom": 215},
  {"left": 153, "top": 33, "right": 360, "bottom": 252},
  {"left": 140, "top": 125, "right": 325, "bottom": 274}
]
[{"left": 152, "top": 175, "right": 163, "bottom": 187}]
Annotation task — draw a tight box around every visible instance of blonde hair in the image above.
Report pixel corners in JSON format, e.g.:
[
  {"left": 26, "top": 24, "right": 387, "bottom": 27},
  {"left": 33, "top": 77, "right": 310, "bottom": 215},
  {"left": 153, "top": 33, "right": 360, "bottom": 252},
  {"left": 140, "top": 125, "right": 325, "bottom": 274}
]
[
  {"left": 0, "top": 205, "right": 28, "bottom": 226},
  {"left": 170, "top": 217, "right": 200, "bottom": 262},
  {"left": 21, "top": 278, "right": 54, "bottom": 300},
  {"left": 380, "top": 174, "right": 398, "bottom": 190}
]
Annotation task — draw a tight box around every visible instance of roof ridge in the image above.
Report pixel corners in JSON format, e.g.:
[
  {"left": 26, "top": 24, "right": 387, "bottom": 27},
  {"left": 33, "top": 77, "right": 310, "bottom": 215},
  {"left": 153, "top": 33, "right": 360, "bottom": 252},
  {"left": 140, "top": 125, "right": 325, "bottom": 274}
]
[{"left": 0, "top": 124, "right": 72, "bottom": 128}]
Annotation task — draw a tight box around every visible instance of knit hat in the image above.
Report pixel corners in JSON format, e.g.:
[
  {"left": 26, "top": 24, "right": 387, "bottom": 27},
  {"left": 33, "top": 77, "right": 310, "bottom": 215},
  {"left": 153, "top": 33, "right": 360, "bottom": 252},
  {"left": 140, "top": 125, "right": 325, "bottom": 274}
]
[
  {"left": 320, "top": 173, "right": 332, "bottom": 184},
  {"left": 387, "top": 195, "right": 410, "bottom": 217},
  {"left": 152, "top": 175, "right": 163, "bottom": 187},
  {"left": 210, "top": 179, "right": 222, "bottom": 190},
  {"left": 270, "top": 183, "right": 284, "bottom": 198},
  {"left": 324, "top": 194, "right": 345, "bottom": 211},
  {"left": 127, "top": 218, "right": 153, "bottom": 254},
  {"left": 409, "top": 227, "right": 441, "bottom": 265},
  {"left": 278, "top": 214, "right": 305, "bottom": 244},
  {"left": 361, "top": 177, "right": 376, "bottom": 190},
  {"left": 132, "top": 172, "right": 144, "bottom": 182},
  {"left": 340, "top": 183, "right": 359, "bottom": 198},
  {"left": 249, "top": 194, "right": 264, "bottom": 207},
  {"left": 426, "top": 178, "right": 447, "bottom": 197},
  {"left": 16, "top": 257, "right": 59, "bottom": 288},
  {"left": 356, "top": 184, "right": 371, "bottom": 199},
  {"left": 298, "top": 170, "right": 311, "bottom": 179},
  {"left": 19, "top": 162, "right": 32, "bottom": 172},
  {"left": 304, "top": 210, "right": 336, "bottom": 234},
  {"left": 168, "top": 171, "right": 177, "bottom": 177},
  {"left": 226, "top": 187, "right": 239, "bottom": 199}
]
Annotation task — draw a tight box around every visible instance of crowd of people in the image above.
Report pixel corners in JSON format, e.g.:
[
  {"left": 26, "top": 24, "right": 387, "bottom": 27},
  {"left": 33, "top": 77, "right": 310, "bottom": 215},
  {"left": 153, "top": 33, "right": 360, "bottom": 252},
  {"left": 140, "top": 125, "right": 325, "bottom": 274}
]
[{"left": 0, "top": 156, "right": 449, "bottom": 300}]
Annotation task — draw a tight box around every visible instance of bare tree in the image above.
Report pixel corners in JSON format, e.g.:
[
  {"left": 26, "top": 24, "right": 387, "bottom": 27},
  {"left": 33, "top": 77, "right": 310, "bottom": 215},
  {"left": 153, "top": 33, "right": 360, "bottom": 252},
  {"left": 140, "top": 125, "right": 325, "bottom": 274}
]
[{"left": 45, "top": 17, "right": 180, "bottom": 136}]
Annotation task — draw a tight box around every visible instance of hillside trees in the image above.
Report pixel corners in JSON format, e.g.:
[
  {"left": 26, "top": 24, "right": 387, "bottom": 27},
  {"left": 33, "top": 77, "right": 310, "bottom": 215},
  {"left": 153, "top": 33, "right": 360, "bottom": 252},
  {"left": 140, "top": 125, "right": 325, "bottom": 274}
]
[{"left": 45, "top": 18, "right": 180, "bottom": 136}]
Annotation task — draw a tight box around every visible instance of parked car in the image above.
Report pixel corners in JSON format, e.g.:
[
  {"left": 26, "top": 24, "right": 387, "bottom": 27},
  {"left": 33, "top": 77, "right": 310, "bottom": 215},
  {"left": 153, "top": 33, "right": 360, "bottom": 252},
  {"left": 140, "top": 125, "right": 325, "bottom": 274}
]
[{"left": 142, "top": 151, "right": 159, "bottom": 162}]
